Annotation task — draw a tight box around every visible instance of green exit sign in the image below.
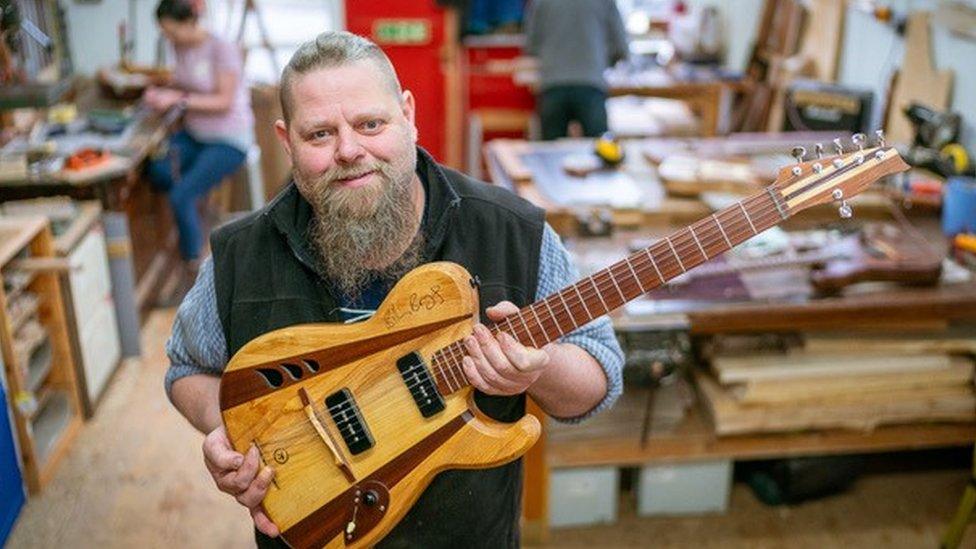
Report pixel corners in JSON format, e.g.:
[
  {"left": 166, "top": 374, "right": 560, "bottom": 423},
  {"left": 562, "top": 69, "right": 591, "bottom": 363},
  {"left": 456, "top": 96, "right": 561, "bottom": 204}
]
[{"left": 373, "top": 19, "right": 431, "bottom": 45}]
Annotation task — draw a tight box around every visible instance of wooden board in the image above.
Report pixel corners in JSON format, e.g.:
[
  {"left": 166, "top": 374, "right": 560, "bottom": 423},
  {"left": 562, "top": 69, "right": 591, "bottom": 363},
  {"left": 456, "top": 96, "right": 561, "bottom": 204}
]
[
  {"left": 697, "top": 370, "right": 976, "bottom": 435},
  {"left": 732, "top": 356, "right": 974, "bottom": 404},
  {"left": 804, "top": 330, "right": 976, "bottom": 355},
  {"left": 0, "top": 216, "right": 48, "bottom": 268},
  {"left": 543, "top": 385, "right": 976, "bottom": 468},
  {"left": 886, "top": 12, "right": 954, "bottom": 145},
  {"left": 711, "top": 351, "right": 957, "bottom": 384}
]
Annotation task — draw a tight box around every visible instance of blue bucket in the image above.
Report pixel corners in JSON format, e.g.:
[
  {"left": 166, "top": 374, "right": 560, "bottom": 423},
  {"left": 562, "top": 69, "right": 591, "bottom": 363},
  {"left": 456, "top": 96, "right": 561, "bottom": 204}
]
[{"left": 942, "top": 176, "right": 976, "bottom": 236}]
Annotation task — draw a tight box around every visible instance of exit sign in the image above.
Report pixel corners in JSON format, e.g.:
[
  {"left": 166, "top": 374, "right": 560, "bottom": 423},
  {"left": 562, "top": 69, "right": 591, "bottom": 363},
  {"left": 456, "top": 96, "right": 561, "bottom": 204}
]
[{"left": 372, "top": 19, "right": 431, "bottom": 45}]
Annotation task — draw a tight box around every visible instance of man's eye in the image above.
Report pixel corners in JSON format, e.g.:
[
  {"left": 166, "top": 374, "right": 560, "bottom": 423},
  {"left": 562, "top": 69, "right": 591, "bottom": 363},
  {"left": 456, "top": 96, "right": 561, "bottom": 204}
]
[
  {"left": 362, "top": 120, "right": 383, "bottom": 132},
  {"left": 311, "top": 130, "right": 330, "bottom": 140}
]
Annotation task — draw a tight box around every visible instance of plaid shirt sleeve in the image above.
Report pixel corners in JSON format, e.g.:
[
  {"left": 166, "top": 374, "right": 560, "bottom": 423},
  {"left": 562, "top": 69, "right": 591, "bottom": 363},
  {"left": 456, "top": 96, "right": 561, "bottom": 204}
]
[
  {"left": 163, "top": 258, "right": 228, "bottom": 402},
  {"left": 535, "top": 223, "right": 624, "bottom": 423}
]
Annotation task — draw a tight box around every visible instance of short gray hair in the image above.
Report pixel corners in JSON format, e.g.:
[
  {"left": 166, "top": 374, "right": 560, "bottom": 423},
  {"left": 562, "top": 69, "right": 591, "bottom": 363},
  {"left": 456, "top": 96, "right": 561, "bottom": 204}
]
[{"left": 279, "top": 31, "right": 402, "bottom": 123}]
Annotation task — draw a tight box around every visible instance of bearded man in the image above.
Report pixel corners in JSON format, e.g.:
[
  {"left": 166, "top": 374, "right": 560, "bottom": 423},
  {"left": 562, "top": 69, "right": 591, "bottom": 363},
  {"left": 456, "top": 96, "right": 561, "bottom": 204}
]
[{"left": 164, "top": 31, "right": 623, "bottom": 548}]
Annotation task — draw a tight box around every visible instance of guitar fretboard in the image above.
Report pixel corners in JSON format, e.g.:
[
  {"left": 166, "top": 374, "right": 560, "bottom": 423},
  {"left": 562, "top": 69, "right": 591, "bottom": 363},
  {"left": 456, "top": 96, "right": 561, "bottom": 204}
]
[{"left": 429, "top": 186, "right": 790, "bottom": 394}]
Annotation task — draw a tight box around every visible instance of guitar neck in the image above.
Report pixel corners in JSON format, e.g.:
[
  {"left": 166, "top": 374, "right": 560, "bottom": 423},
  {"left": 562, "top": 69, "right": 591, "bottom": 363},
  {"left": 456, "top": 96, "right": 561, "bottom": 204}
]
[{"left": 430, "top": 186, "right": 790, "bottom": 394}]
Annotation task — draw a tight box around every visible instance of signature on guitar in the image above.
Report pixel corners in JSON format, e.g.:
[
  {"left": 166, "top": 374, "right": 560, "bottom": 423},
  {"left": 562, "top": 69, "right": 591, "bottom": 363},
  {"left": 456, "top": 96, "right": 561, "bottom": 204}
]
[{"left": 384, "top": 285, "right": 445, "bottom": 329}]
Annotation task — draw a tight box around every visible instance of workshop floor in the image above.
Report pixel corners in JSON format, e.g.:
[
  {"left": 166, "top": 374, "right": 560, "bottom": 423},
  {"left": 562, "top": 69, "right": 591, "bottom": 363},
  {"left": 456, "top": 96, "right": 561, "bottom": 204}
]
[{"left": 6, "top": 308, "right": 974, "bottom": 548}]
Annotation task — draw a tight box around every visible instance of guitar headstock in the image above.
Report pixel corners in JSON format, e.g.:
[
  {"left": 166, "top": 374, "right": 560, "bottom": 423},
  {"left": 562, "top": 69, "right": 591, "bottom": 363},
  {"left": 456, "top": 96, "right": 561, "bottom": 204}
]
[{"left": 769, "top": 131, "right": 910, "bottom": 219}]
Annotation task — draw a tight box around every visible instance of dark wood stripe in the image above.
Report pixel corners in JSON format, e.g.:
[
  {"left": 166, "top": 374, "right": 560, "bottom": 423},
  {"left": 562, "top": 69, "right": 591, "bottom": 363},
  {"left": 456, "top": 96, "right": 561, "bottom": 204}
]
[
  {"left": 280, "top": 411, "right": 473, "bottom": 548},
  {"left": 219, "top": 314, "right": 470, "bottom": 410}
]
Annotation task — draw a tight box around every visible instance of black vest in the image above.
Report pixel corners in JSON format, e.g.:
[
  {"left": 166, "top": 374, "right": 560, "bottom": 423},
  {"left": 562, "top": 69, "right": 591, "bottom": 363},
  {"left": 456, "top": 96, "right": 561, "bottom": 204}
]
[{"left": 211, "top": 148, "right": 545, "bottom": 548}]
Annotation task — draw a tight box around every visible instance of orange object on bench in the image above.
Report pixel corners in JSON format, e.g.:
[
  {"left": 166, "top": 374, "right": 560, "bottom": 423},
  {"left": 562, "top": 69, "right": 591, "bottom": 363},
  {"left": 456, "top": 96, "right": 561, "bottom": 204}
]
[{"left": 64, "top": 148, "right": 111, "bottom": 171}]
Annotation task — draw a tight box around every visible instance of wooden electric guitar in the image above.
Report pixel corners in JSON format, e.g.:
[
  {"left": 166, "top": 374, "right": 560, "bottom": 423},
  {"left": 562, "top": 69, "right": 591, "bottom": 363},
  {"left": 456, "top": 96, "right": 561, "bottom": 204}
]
[{"left": 219, "top": 134, "right": 909, "bottom": 548}]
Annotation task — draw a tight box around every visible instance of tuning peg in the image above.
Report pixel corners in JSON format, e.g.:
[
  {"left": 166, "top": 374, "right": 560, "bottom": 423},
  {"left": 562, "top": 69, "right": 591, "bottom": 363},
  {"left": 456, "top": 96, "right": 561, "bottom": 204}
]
[
  {"left": 813, "top": 143, "right": 824, "bottom": 173},
  {"left": 874, "top": 129, "right": 886, "bottom": 160},
  {"left": 791, "top": 146, "right": 806, "bottom": 175},
  {"left": 852, "top": 133, "right": 866, "bottom": 164},
  {"left": 832, "top": 139, "right": 845, "bottom": 168},
  {"left": 839, "top": 201, "right": 853, "bottom": 219}
]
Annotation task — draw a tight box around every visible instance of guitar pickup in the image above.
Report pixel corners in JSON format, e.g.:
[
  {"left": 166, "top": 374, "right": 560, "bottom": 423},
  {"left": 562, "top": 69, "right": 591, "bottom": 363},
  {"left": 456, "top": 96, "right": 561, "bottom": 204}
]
[
  {"left": 397, "top": 352, "right": 445, "bottom": 418},
  {"left": 325, "top": 388, "right": 374, "bottom": 455}
]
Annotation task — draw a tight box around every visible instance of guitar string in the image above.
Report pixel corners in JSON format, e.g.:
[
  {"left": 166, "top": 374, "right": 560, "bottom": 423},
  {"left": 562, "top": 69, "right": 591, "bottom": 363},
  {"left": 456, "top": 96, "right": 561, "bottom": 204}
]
[{"left": 430, "top": 190, "right": 787, "bottom": 390}]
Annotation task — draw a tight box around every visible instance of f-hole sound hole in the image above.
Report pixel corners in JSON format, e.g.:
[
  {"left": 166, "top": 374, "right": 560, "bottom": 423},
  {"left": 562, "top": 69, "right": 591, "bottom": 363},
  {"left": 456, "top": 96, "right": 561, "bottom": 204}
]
[
  {"left": 257, "top": 368, "right": 284, "bottom": 388},
  {"left": 303, "top": 359, "right": 320, "bottom": 373},
  {"left": 281, "top": 363, "right": 303, "bottom": 380}
]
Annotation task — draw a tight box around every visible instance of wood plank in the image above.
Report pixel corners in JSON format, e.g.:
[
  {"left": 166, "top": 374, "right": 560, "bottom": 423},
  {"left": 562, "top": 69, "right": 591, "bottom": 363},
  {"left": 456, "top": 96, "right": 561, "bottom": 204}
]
[
  {"left": 804, "top": 330, "right": 976, "bottom": 355},
  {"left": 697, "top": 371, "right": 975, "bottom": 436},
  {"left": 546, "top": 396, "right": 976, "bottom": 467},
  {"left": 886, "top": 12, "right": 954, "bottom": 145},
  {"left": 0, "top": 216, "right": 47, "bottom": 268},
  {"left": 733, "top": 357, "right": 974, "bottom": 404},
  {"left": 711, "top": 352, "right": 956, "bottom": 384}
]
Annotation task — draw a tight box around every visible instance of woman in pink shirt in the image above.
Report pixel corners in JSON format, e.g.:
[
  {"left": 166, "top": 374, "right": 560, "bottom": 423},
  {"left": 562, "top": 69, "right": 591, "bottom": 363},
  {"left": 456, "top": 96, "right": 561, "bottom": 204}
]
[{"left": 146, "top": 0, "right": 253, "bottom": 265}]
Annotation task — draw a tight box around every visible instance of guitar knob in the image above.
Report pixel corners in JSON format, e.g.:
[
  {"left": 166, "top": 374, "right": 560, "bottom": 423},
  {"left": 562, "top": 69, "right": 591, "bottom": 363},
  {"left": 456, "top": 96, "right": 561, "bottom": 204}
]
[{"left": 363, "top": 490, "right": 379, "bottom": 506}]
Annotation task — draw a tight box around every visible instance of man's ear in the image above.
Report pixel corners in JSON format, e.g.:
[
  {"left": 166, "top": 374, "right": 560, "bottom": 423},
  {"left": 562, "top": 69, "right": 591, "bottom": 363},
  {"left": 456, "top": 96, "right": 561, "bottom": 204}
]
[
  {"left": 401, "top": 90, "right": 418, "bottom": 141},
  {"left": 274, "top": 119, "right": 293, "bottom": 157}
]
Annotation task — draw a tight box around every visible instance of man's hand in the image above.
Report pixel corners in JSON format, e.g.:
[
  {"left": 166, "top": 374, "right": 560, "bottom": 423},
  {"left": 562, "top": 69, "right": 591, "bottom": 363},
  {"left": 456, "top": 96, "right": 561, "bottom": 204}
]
[
  {"left": 461, "top": 301, "right": 551, "bottom": 395},
  {"left": 203, "top": 425, "right": 279, "bottom": 537}
]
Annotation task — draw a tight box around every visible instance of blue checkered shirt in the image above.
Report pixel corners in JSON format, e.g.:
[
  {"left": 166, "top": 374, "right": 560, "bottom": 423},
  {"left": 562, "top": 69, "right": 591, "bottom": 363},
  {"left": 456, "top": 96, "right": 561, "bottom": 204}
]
[{"left": 164, "top": 223, "right": 624, "bottom": 422}]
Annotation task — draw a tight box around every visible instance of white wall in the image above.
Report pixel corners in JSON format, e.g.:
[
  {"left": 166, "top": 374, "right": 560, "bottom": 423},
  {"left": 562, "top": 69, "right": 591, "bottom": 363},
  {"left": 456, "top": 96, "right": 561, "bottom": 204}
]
[{"left": 62, "top": 0, "right": 160, "bottom": 76}]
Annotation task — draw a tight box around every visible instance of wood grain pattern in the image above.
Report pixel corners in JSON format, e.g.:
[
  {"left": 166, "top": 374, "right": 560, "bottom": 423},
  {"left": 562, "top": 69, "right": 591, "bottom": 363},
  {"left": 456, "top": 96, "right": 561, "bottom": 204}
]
[
  {"left": 220, "top": 262, "right": 540, "bottom": 548},
  {"left": 886, "top": 12, "right": 954, "bottom": 145}
]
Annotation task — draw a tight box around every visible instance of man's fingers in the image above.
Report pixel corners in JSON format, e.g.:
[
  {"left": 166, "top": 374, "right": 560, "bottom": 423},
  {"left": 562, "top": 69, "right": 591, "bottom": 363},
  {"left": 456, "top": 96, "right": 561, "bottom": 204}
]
[
  {"left": 251, "top": 507, "right": 280, "bottom": 538},
  {"left": 236, "top": 466, "right": 275, "bottom": 509},
  {"left": 500, "top": 332, "right": 549, "bottom": 373},
  {"left": 203, "top": 426, "right": 244, "bottom": 473},
  {"left": 218, "top": 445, "right": 260, "bottom": 494},
  {"left": 485, "top": 301, "right": 519, "bottom": 321}
]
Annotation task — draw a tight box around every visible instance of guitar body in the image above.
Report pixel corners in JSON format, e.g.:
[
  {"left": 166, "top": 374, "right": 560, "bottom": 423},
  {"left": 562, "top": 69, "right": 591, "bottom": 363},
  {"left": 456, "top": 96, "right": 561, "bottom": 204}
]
[{"left": 219, "top": 262, "right": 540, "bottom": 548}]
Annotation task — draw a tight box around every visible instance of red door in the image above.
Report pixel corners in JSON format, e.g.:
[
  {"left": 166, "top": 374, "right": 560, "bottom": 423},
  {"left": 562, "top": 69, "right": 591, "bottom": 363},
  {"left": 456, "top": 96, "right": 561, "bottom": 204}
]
[{"left": 345, "top": 2, "right": 461, "bottom": 168}]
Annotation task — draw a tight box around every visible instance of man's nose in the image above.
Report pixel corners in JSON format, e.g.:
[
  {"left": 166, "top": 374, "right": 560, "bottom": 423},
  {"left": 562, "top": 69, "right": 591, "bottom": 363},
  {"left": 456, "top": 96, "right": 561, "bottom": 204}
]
[{"left": 335, "top": 127, "right": 366, "bottom": 164}]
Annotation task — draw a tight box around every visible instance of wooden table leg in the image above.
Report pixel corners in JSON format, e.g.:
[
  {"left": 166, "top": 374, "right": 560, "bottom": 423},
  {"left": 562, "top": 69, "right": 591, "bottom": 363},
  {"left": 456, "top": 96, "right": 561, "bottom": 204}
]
[{"left": 521, "top": 398, "right": 549, "bottom": 544}]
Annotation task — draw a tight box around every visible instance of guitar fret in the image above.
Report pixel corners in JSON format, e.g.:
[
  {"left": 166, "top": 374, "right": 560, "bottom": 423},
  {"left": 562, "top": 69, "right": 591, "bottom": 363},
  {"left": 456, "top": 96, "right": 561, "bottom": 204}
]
[
  {"left": 738, "top": 202, "right": 758, "bottom": 234},
  {"left": 644, "top": 248, "right": 664, "bottom": 283},
  {"left": 517, "top": 312, "right": 539, "bottom": 348},
  {"left": 529, "top": 305, "right": 547, "bottom": 340},
  {"left": 438, "top": 356, "right": 456, "bottom": 391},
  {"left": 625, "top": 258, "right": 646, "bottom": 293},
  {"left": 503, "top": 317, "right": 521, "bottom": 345},
  {"left": 690, "top": 227, "right": 708, "bottom": 260},
  {"left": 589, "top": 276, "right": 610, "bottom": 314},
  {"left": 557, "top": 291, "right": 579, "bottom": 329},
  {"left": 608, "top": 267, "right": 626, "bottom": 303},
  {"left": 666, "top": 237, "right": 686, "bottom": 273},
  {"left": 542, "top": 299, "right": 560, "bottom": 333},
  {"left": 572, "top": 284, "right": 593, "bottom": 320},
  {"left": 713, "top": 213, "right": 733, "bottom": 248}
]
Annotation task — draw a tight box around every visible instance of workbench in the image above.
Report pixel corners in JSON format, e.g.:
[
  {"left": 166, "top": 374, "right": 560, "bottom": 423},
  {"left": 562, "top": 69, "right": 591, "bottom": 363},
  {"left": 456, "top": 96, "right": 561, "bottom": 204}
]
[
  {"left": 486, "top": 137, "right": 976, "bottom": 542},
  {"left": 0, "top": 88, "right": 182, "bottom": 322}
]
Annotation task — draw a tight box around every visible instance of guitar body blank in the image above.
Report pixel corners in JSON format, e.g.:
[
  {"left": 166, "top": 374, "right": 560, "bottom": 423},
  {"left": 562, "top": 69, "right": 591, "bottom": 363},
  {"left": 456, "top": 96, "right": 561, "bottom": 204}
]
[{"left": 219, "top": 262, "right": 541, "bottom": 548}]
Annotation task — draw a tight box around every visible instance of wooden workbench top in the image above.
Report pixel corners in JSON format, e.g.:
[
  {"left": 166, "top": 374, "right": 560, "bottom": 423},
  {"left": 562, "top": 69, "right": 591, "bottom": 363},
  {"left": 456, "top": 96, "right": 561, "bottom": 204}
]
[{"left": 0, "top": 216, "right": 48, "bottom": 268}]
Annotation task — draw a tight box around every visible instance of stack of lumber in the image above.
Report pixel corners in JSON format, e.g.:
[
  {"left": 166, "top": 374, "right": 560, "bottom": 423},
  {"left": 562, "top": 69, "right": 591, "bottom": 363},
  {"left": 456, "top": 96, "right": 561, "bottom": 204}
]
[{"left": 697, "top": 331, "right": 976, "bottom": 436}]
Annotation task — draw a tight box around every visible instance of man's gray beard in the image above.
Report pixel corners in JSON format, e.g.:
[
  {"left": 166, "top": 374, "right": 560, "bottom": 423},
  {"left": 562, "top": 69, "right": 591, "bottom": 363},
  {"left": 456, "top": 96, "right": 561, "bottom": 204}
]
[{"left": 303, "top": 161, "right": 425, "bottom": 301}]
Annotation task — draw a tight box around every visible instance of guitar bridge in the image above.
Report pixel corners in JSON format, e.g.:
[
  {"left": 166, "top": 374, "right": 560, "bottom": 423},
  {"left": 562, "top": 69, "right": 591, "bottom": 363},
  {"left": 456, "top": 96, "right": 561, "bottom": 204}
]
[{"left": 397, "top": 352, "right": 446, "bottom": 418}]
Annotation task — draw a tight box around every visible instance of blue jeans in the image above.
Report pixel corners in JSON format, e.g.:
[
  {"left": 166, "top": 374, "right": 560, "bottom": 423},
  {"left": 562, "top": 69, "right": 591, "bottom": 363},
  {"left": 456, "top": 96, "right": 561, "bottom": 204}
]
[{"left": 147, "top": 131, "right": 246, "bottom": 260}]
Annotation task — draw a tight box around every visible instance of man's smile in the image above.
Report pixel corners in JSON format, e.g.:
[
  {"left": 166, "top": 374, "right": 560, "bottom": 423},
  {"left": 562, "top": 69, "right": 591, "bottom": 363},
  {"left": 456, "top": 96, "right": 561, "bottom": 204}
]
[{"left": 333, "top": 169, "right": 377, "bottom": 188}]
